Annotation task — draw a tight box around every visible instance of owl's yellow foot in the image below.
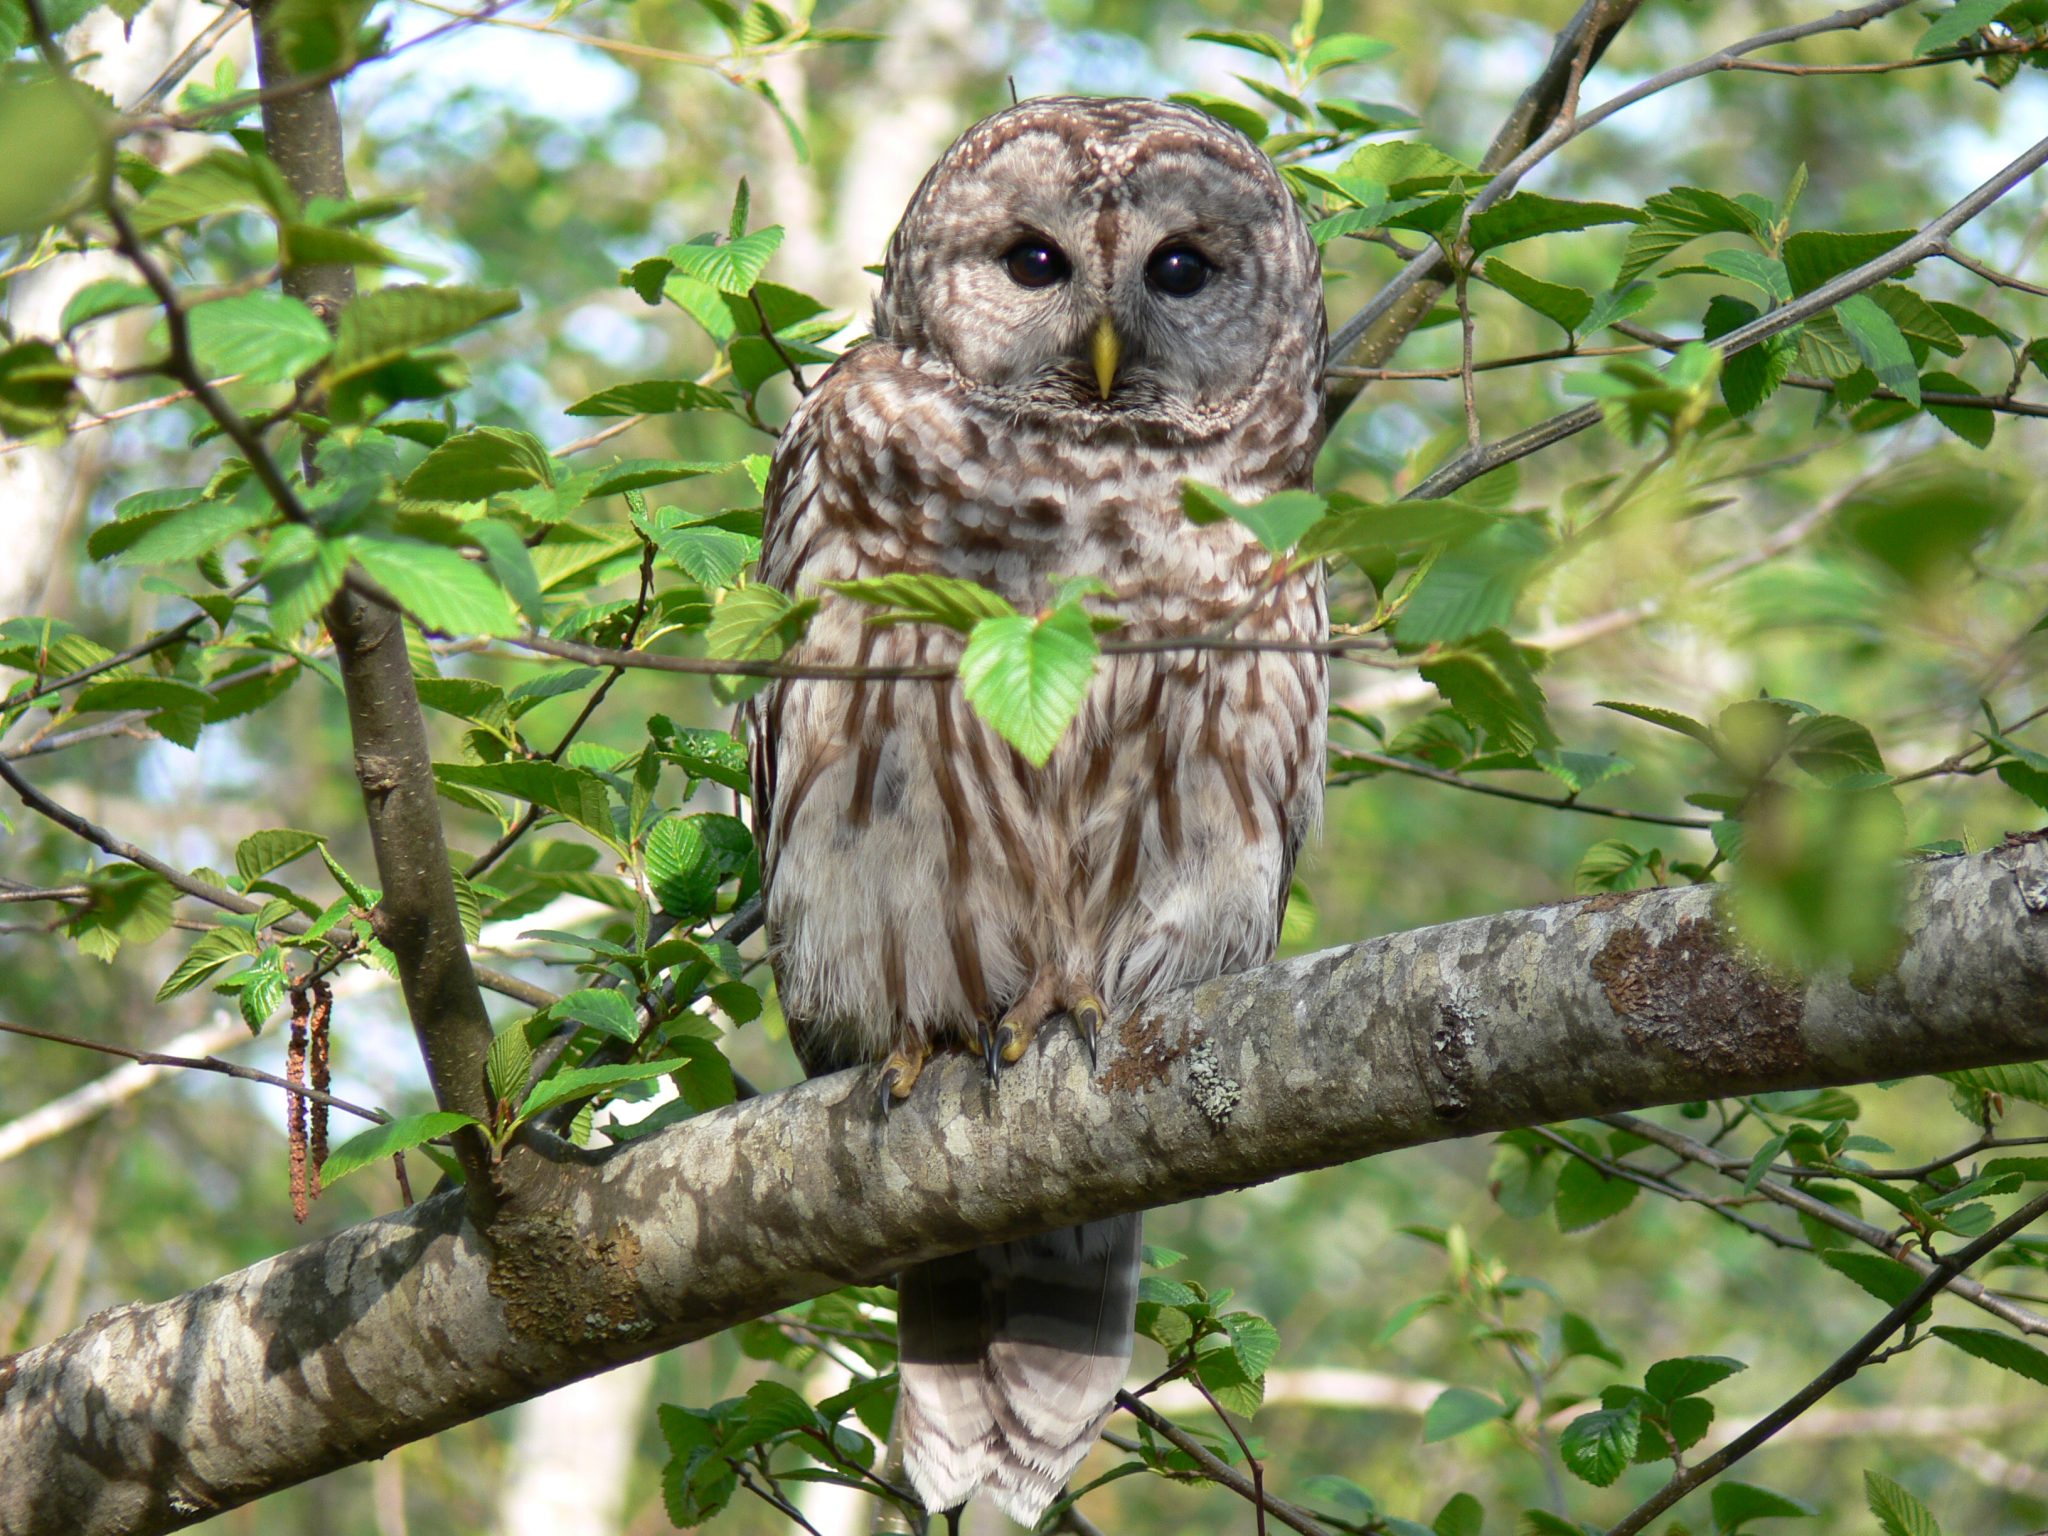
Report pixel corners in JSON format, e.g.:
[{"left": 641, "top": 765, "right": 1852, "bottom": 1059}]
[
  {"left": 994, "top": 973, "right": 1108, "bottom": 1069},
  {"left": 878, "top": 1041, "right": 930, "bottom": 1116}
]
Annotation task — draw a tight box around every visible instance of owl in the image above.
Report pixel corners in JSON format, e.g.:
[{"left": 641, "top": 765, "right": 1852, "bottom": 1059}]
[{"left": 746, "top": 96, "right": 1328, "bottom": 1524}]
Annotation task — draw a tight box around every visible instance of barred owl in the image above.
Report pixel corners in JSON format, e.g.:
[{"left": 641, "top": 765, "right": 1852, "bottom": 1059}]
[{"left": 747, "top": 96, "right": 1328, "bottom": 1524}]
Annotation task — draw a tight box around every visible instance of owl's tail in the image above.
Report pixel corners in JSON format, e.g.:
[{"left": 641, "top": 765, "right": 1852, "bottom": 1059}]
[{"left": 895, "top": 1214, "right": 1141, "bottom": 1527}]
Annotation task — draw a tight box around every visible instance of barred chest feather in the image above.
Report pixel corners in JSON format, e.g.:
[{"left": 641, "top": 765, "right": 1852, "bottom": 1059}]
[{"left": 750, "top": 344, "right": 1327, "bottom": 1068}]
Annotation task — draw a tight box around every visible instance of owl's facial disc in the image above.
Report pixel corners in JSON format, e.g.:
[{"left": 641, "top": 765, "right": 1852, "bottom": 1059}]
[{"left": 875, "top": 97, "right": 1321, "bottom": 437}]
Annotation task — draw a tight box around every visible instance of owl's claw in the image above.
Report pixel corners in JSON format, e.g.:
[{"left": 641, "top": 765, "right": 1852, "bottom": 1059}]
[
  {"left": 992, "top": 975, "right": 1109, "bottom": 1073},
  {"left": 973, "top": 1018, "right": 1001, "bottom": 1083},
  {"left": 878, "top": 1042, "right": 930, "bottom": 1115}
]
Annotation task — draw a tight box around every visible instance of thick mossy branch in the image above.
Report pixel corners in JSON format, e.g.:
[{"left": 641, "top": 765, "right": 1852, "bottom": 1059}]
[{"left": 1, "top": 841, "right": 2043, "bottom": 1536}]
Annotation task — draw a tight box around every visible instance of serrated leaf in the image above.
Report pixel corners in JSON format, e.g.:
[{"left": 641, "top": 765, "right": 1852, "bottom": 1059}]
[
  {"left": 958, "top": 604, "right": 1099, "bottom": 767},
  {"left": 402, "top": 426, "right": 554, "bottom": 502},
  {"left": 487, "top": 1021, "right": 534, "bottom": 1105},
  {"left": 1305, "top": 31, "right": 1393, "bottom": 74},
  {"left": 1554, "top": 1156, "right": 1638, "bottom": 1230},
  {"left": 235, "top": 828, "right": 326, "bottom": 884},
  {"left": 518, "top": 1057, "right": 693, "bottom": 1121},
  {"left": 348, "top": 536, "right": 520, "bottom": 637},
  {"left": 60, "top": 278, "right": 156, "bottom": 334},
  {"left": 1712, "top": 1481, "right": 1815, "bottom": 1534},
  {"left": 1596, "top": 699, "right": 1714, "bottom": 746},
  {"left": 1644, "top": 1355, "right": 1745, "bottom": 1403},
  {"left": 1223, "top": 1312, "right": 1280, "bottom": 1377},
  {"left": 1182, "top": 483, "right": 1327, "bottom": 552},
  {"left": 1865, "top": 1471, "right": 1942, "bottom": 1536},
  {"left": 467, "top": 517, "right": 546, "bottom": 626},
  {"left": 666, "top": 227, "right": 784, "bottom": 296},
  {"left": 1929, "top": 1325, "right": 2048, "bottom": 1385},
  {"left": 825, "top": 573, "right": 1017, "bottom": 631},
  {"left": 1618, "top": 187, "right": 1771, "bottom": 285},
  {"left": 1393, "top": 518, "right": 1552, "bottom": 644},
  {"left": 1485, "top": 258, "right": 1592, "bottom": 336},
  {"left": 157, "top": 925, "right": 263, "bottom": 1001},
  {"left": 565, "top": 379, "right": 732, "bottom": 417},
  {"left": 1558, "top": 1399, "right": 1639, "bottom": 1486},
  {"left": 330, "top": 285, "right": 522, "bottom": 383},
  {"left": 1917, "top": 0, "right": 2008, "bottom": 55},
  {"left": 322, "top": 1110, "right": 482, "bottom": 1184},
  {"left": 1187, "top": 26, "right": 1292, "bottom": 64},
  {"left": 1422, "top": 1387, "right": 1506, "bottom": 1443},
  {"left": 1836, "top": 294, "right": 1920, "bottom": 407},
  {"left": 634, "top": 509, "right": 758, "bottom": 588},
  {"left": 1782, "top": 229, "right": 1916, "bottom": 296},
  {"left": 645, "top": 813, "right": 754, "bottom": 919},
  {"left": 435, "top": 760, "right": 618, "bottom": 845},
  {"left": 1419, "top": 630, "right": 1554, "bottom": 754},
  {"left": 1470, "top": 194, "right": 1639, "bottom": 254},
  {"left": 184, "top": 293, "right": 333, "bottom": 385},
  {"left": 112, "top": 502, "right": 271, "bottom": 567}
]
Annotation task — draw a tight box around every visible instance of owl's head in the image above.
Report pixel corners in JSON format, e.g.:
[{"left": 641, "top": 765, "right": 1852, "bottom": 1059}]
[{"left": 873, "top": 97, "right": 1325, "bottom": 438}]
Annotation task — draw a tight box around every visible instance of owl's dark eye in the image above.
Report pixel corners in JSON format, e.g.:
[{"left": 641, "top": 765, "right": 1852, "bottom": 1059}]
[
  {"left": 1003, "top": 239, "right": 1071, "bottom": 288},
  {"left": 1146, "top": 245, "right": 1211, "bottom": 297}
]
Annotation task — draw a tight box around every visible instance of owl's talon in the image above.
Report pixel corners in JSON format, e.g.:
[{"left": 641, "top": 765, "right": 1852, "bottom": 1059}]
[
  {"left": 1071, "top": 994, "right": 1105, "bottom": 1067},
  {"left": 996, "top": 1014, "right": 1037, "bottom": 1065},
  {"left": 975, "top": 1019, "right": 1001, "bottom": 1083},
  {"left": 879, "top": 1043, "right": 929, "bottom": 1115}
]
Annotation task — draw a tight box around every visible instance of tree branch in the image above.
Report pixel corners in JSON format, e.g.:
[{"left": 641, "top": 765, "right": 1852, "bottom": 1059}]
[{"left": 1, "top": 838, "right": 2042, "bottom": 1535}]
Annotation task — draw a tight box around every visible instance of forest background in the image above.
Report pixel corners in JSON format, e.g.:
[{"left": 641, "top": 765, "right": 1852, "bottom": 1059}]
[{"left": 2, "top": 0, "right": 2047, "bottom": 1533}]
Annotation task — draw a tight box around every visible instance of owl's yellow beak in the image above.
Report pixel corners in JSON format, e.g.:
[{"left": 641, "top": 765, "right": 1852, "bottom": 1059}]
[{"left": 1090, "top": 315, "right": 1121, "bottom": 400}]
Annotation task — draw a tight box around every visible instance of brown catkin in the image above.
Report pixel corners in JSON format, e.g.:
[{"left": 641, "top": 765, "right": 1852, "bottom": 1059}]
[
  {"left": 308, "top": 980, "right": 332, "bottom": 1199},
  {"left": 286, "top": 987, "right": 309, "bottom": 1224}
]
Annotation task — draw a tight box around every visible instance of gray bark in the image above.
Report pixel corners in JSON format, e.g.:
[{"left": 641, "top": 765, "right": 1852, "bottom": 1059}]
[{"left": 1, "top": 837, "right": 2044, "bottom": 1536}]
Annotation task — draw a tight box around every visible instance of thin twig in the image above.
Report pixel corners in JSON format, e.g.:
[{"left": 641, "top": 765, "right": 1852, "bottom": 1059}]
[
  {"left": 1329, "top": 749, "right": 1714, "bottom": 828},
  {"left": 1603, "top": 1189, "right": 2048, "bottom": 1536},
  {"left": 0, "top": 1019, "right": 384, "bottom": 1124},
  {"left": 1115, "top": 1392, "right": 1333, "bottom": 1536}
]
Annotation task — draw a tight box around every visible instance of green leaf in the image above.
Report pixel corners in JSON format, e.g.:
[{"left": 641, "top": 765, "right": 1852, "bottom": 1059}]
[
  {"left": 128, "top": 150, "right": 293, "bottom": 235},
  {"left": 435, "top": 760, "right": 618, "bottom": 844},
  {"left": 1929, "top": 1325, "right": 2048, "bottom": 1385},
  {"left": 1304, "top": 31, "right": 1394, "bottom": 75},
  {"left": 1819, "top": 1251, "right": 1932, "bottom": 1319},
  {"left": 824, "top": 573, "right": 1017, "bottom": 631},
  {"left": 348, "top": 536, "right": 520, "bottom": 637},
  {"left": 1835, "top": 294, "right": 1921, "bottom": 407},
  {"left": 402, "top": 426, "right": 554, "bottom": 502},
  {"left": 585, "top": 458, "right": 732, "bottom": 498},
  {"left": 705, "top": 585, "right": 818, "bottom": 701},
  {"left": 1484, "top": 259, "right": 1591, "bottom": 337},
  {"left": 185, "top": 293, "right": 333, "bottom": 385},
  {"left": 1782, "top": 229, "right": 1916, "bottom": 295},
  {"left": 1433, "top": 1492, "right": 1484, "bottom": 1536},
  {"left": 1865, "top": 1471, "right": 1942, "bottom": 1536},
  {"left": 214, "top": 950, "right": 289, "bottom": 1032},
  {"left": 65, "top": 867, "right": 177, "bottom": 962},
  {"left": 1187, "top": 26, "right": 1292, "bottom": 64},
  {"left": 646, "top": 813, "right": 754, "bottom": 919},
  {"left": 112, "top": 502, "right": 271, "bottom": 567},
  {"left": 1422, "top": 1387, "right": 1506, "bottom": 1443},
  {"left": 1645, "top": 1356, "right": 1745, "bottom": 1403},
  {"left": 0, "top": 79, "right": 103, "bottom": 239},
  {"left": 1920, "top": 371, "right": 1994, "bottom": 449},
  {"left": 1182, "top": 483, "right": 1328, "bottom": 552},
  {"left": 1419, "top": 630, "right": 1555, "bottom": 754},
  {"left": 633, "top": 509, "right": 759, "bottom": 588},
  {"left": 958, "top": 603, "right": 1100, "bottom": 767},
  {"left": 157, "top": 925, "right": 263, "bottom": 1001},
  {"left": 235, "top": 828, "right": 326, "bottom": 884},
  {"left": 548, "top": 988, "right": 641, "bottom": 1042},
  {"left": 1916, "top": 0, "right": 2009, "bottom": 55},
  {"left": 330, "top": 285, "right": 522, "bottom": 383},
  {"left": 321, "top": 1111, "right": 482, "bottom": 1185},
  {"left": 1574, "top": 838, "right": 1658, "bottom": 893},
  {"left": 1470, "top": 195, "right": 1640, "bottom": 255},
  {"left": 1167, "top": 92, "right": 1268, "bottom": 141},
  {"left": 1559, "top": 1311, "right": 1625, "bottom": 1368},
  {"left": 1596, "top": 699, "right": 1715, "bottom": 747},
  {"left": 1393, "top": 518, "right": 1553, "bottom": 644},
  {"left": 1223, "top": 1312, "right": 1280, "bottom": 1377},
  {"left": 487, "top": 1020, "right": 534, "bottom": 1105},
  {"left": 565, "top": 379, "right": 732, "bottom": 417},
  {"left": 518, "top": 1057, "right": 694, "bottom": 1121},
  {"left": 1618, "top": 187, "right": 1771, "bottom": 285},
  {"left": 1558, "top": 1398, "right": 1639, "bottom": 1486},
  {"left": 60, "top": 278, "right": 155, "bottom": 334},
  {"left": 1705, "top": 295, "right": 1796, "bottom": 417},
  {"left": 1712, "top": 1482, "right": 1815, "bottom": 1535},
  {"left": 467, "top": 518, "right": 546, "bottom": 626},
  {"left": 666, "top": 227, "right": 785, "bottom": 296},
  {"left": 1554, "top": 1156, "right": 1638, "bottom": 1231}
]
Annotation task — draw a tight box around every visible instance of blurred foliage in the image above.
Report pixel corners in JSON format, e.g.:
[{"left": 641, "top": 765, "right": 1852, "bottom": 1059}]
[{"left": 3, "top": 0, "right": 2048, "bottom": 1532}]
